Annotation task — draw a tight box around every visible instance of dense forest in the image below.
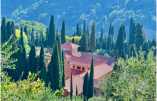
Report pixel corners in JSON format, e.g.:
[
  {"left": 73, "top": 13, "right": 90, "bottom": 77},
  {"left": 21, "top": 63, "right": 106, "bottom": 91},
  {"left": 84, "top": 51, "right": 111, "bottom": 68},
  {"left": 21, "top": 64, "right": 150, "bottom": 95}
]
[
  {"left": 1, "top": 12, "right": 156, "bottom": 100},
  {"left": 2, "top": 0, "right": 156, "bottom": 39}
]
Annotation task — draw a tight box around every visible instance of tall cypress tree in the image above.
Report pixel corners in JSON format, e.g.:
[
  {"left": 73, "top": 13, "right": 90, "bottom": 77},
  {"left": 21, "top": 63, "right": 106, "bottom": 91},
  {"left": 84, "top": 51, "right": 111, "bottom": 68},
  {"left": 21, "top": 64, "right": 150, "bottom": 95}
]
[
  {"left": 11, "top": 21, "right": 16, "bottom": 39},
  {"left": 76, "top": 23, "right": 80, "bottom": 36},
  {"left": 129, "top": 44, "right": 136, "bottom": 57},
  {"left": 111, "top": 26, "right": 115, "bottom": 40},
  {"left": 31, "top": 28, "right": 35, "bottom": 45},
  {"left": 35, "top": 32, "right": 39, "bottom": 46},
  {"left": 99, "top": 25, "right": 103, "bottom": 43},
  {"left": 79, "top": 33, "right": 88, "bottom": 52},
  {"left": 76, "top": 85, "right": 78, "bottom": 96},
  {"left": 61, "top": 20, "right": 66, "bottom": 44},
  {"left": 83, "top": 72, "right": 88, "bottom": 100},
  {"left": 129, "top": 18, "right": 136, "bottom": 46},
  {"left": 79, "top": 26, "right": 82, "bottom": 36},
  {"left": 102, "top": 36, "right": 107, "bottom": 50},
  {"left": 7, "top": 21, "right": 11, "bottom": 41},
  {"left": 24, "top": 26, "right": 28, "bottom": 36},
  {"left": 135, "top": 23, "right": 145, "bottom": 52},
  {"left": 45, "top": 27, "right": 49, "bottom": 47},
  {"left": 114, "top": 26, "right": 124, "bottom": 57},
  {"left": 48, "top": 42, "right": 62, "bottom": 90},
  {"left": 121, "top": 50, "right": 126, "bottom": 60},
  {"left": 83, "top": 20, "right": 86, "bottom": 34},
  {"left": 151, "top": 38, "right": 156, "bottom": 47},
  {"left": 108, "top": 22, "right": 112, "bottom": 36},
  {"left": 115, "top": 50, "right": 119, "bottom": 63},
  {"left": 122, "top": 25, "right": 126, "bottom": 40},
  {"left": 87, "top": 25, "right": 90, "bottom": 37},
  {"left": 106, "top": 35, "right": 112, "bottom": 50},
  {"left": 56, "top": 34, "right": 62, "bottom": 61},
  {"left": 29, "top": 45, "right": 37, "bottom": 73},
  {"left": 62, "top": 50, "right": 65, "bottom": 87},
  {"left": 89, "top": 22, "right": 96, "bottom": 53},
  {"left": 70, "top": 71, "right": 73, "bottom": 99},
  {"left": 1, "top": 17, "right": 7, "bottom": 43},
  {"left": 19, "top": 27, "right": 24, "bottom": 49},
  {"left": 96, "top": 38, "right": 101, "bottom": 49},
  {"left": 142, "top": 42, "right": 149, "bottom": 59},
  {"left": 88, "top": 57, "right": 94, "bottom": 99},
  {"left": 72, "top": 38, "right": 75, "bottom": 43},
  {"left": 48, "top": 14, "right": 56, "bottom": 48}
]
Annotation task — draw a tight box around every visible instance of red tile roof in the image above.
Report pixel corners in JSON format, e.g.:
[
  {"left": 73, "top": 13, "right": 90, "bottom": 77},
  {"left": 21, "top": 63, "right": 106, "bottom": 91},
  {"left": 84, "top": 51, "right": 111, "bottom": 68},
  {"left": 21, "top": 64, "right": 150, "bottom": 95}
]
[
  {"left": 64, "top": 75, "right": 84, "bottom": 95},
  {"left": 71, "top": 68, "right": 85, "bottom": 75},
  {"left": 61, "top": 42, "right": 80, "bottom": 49},
  {"left": 70, "top": 56, "right": 104, "bottom": 68},
  {"left": 79, "top": 63, "right": 113, "bottom": 79},
  {"left": 64, "top": 50, "right": 72, "bottom": 58}
]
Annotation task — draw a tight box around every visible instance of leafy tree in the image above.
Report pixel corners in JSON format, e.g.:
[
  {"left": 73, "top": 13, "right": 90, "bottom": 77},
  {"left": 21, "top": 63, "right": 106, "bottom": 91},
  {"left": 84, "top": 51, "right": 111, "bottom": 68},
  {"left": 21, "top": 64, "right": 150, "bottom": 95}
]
[
  {"left": 1, "top": 17, "right": 7, "bottom": 43},
  {"left": 79, "top": 33, "right": 88, "bottom": 52},
  {"left": 48, "top": 42, "right": 62, "bottom": 91},
  {"left": 62, "top": 50, "right": 65, "bottom": 87},
  {"left": 114, "top": 26, "right": 124, "bottom": 57},
  {"left": 88, "top": 57, "right": 94, "bottom": 99},
  {"left": 89, "top": 22, "right": 96, "bottom": 53},
  {"left": 99, "top": 25, "right": 103, "bottom": 43},
  {"left": 19, "top": 27, "right": 24, "bottom": 49},
  {"left": 29, "top": 45, "right": 37, "bottom": 73},
  {"left": 48, "top": 14, "right": 56, "bottom": 48},
  {"left": 83, "top": 72, "right": 88, "bottom": 100},
  {"left": 61, "top": 20, "right": 66, "bottom": 44},
  {"left": 70, "top": 71, "right": 73, "bottom": 100},
  {"left": 135, "top": 23, "right": 145, "bottom": 52}
]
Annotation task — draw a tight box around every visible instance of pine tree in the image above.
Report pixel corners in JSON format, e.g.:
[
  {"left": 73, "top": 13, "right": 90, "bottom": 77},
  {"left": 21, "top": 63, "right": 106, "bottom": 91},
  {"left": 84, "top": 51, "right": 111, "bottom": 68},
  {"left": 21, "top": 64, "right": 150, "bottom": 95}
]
[
  {"left": 135, "top": 23, "right": 145, "bottom": 52},
  {"left": 61, "top": 20, "right": 66, "bottom": 44},
  {"left": 29, "top": 45, "right": 37, "bottom": 73},
  {"left": 79, "top": 33, "right": 88, "bottom": 52},
  {"left": 48, "top": 14, "right": 56, "bottom": 48},
  {"left": 62, "top": 50, "right": 65, "bottom": 87},
  {"left": 1, "top": 17, "right": 7, "bottom": 43},
  {"left": 7, "top": 21, "right": 11, "bottom": 41},
  {"left": 72, "top": 38, "right": 75, "bottom": 43},
  {"left": 83, "top": 20, "right": 86, "bottom": 34},
  {"left": 115, "top": 50, "right": 119, "bottom": 63},
  {"left": 76, "top": 23, "right": 80, "bottom": 36},
  {"left": 89, "top": 22, "right": 96, "bottom": 53},
  {"left": 122, "top": 25, "right": 126, "bottom": 40},
  {"left": 121, "top": 50, "right": 126, "bottom": 60},
  {"left": 70, "top": 71, "right": 73, "bottom": 99},
  {"left": 48, "top": 42, "right": 62, "bottom": 90},
  {"left": 76, "top": 85, "right": 78, "bottom": 96},
  {"left": 114, "top": 26, "right": 124, "bottom": 57},
  {"left": 99, "top": 25, "right": 103, "bottom": 43},
  {"left": 19, "top": 27, "right": 24, "bottom": 49},
  {"left": 88, "top": 57, "right": 94, "bottom": 99},
  {"left": 83, "top": 72, "right": 88, "bottom": 100}
]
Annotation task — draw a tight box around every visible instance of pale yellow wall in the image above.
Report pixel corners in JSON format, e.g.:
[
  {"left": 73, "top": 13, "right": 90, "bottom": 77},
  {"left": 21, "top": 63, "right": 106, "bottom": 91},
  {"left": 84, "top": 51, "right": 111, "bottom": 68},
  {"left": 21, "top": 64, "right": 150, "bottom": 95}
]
[{"left": 70, "top": 64, "right": 89, "bottom": 71}]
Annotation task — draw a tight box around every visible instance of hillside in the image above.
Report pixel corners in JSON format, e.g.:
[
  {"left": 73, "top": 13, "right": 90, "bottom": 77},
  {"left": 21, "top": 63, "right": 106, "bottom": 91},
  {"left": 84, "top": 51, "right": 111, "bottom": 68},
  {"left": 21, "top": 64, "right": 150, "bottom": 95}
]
[{"left": 2, "top": 0, "right": 156, "bottom": 40}]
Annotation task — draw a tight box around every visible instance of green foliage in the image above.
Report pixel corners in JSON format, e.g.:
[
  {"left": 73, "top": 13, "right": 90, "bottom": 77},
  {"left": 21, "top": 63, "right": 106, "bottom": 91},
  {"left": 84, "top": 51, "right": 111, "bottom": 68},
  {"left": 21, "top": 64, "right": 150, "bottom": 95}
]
[
  {"left": 115, "top": 50, "right": 119, "bottom": 63},
  {"left": 129, "top": 18, "right": 136, "bottom": 46},
  {"left": 76, "top": 85, "right": 78, "bottom": 96},
  {"left": 44, "top": 53, "right": 51, "bottom": 57},
  {"left": 62, "top": 50, "right": 65, "bottom": 87},
  {"left": 89, "top": 22, "right": 96, "bottom": 53},
  {"left": 99, "top": 25, "right": 103, "bottom": 43},
  {"left": 72, "top": 38, "right": 75, "bottom": 43},
  {"left": 29, "top": 45, "right": 37, "bottom": 73},
  {"left": 129, "top": 44, "right": 136, "bottom": 58},
  {"left": 1, "top": 17, "right": 7, "bottom": 43},
  {"left": 96, "top": 38, "right": 101, "bottom": 50},
  {"left": 70, "top": 71, "right": 73, "bottom": 100},
  {"left": 102, "top": 36, "right": 107, "bottom": 50},
  {"left": 83, "top": 20, "right": 87, "bottom": 35},
  {"left": 83, "top": 72, "right": 88, "bottom": 100},
  {"left": 61, "top": 20, "right": 66, "bottom": 44},
  {"left": 99, "top": 49, "right": 156, "bottom": 100},
  {"left": 79, "top": 33, "right": 88, "bottom": 52},
  {"left": 121, "top": 50, "right": 126, "bottom": 60},
  {"left": 66, "top": 36, "right": 82, "bottom": 45},
  {"left": 7, "top": 21, "right": 12, "bottom": 42},
  {"left": 106, "top": 35, "right": 112, "bottom": 50}
]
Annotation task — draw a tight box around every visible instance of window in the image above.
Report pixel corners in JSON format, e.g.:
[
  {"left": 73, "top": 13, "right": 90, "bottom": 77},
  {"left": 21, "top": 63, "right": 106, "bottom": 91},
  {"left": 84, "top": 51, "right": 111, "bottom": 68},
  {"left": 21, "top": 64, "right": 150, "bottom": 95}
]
[
  {"left": 73, "top": 48, "right": 76, "bottom": 52},
  {"left": 94, "top": 89, "right": 96, "bottom": 94},
  {"left": 88, "top": 68, "right": 89, "bottom": 70},
  {"left": 82, "top": 67, "right": 85, "bottom": 70},
  {"left": 77, "top": 66, "right": 81, "bottom": 69},
  {"left": 73, "top": 65, "right": 75, "bottom": 68},
  {"left": 67, "top": 61, "right": 70, "bottom": 64}
]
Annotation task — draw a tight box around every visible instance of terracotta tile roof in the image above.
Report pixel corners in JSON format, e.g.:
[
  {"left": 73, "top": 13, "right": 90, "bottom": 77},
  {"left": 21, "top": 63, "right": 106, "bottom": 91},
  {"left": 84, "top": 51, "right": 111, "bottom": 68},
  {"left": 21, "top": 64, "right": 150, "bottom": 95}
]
[
  {"left": 64, "top": 50, "right": 72, "bottom": 58},
  {"left": 61, "top": 42, "right": 80, "bottom": 49},
  {"left": 80, "top": 52, "right": 115, "bottom": 66},
  {"left": 64, "top": 75, "right": 84, "bottom": 95},
  {"left": 79, "top": 63, "right": 113, "bottom": 79},
  {"left": 71, "top": 68, "right": 85, "bottom": 75},
  {"left": 70, "top": 56, "right": 104, "bottom": 68}
]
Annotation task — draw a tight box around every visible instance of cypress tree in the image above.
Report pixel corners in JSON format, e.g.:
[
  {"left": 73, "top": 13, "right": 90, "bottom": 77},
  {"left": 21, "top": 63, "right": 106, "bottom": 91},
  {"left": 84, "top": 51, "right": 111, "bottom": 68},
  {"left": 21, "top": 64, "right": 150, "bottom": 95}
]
[
  {"left": 48, "top": 42, "right": 62, "bottom": 90},
  {"left": 38, "top": 45, "right": 45, "bottom": 71},
  {"left": 11, "top": 21, "right": 16, "bottom": 39},
  {"left": 76, "top": 85, "right": 78, "bottom": 96},
  {"left": 74, "top": 31, "right": 76, "bottom": 36},
  {"left": 19, "top": 27, "right": 24, "bottom": 49},
  {"left": 76, "top": 23, "right": 79, "bottom": 36},
  {"left": 83, "top": 20, "right": 86, "bottom": 34},
  {"left": 122, "top": 25, "right": 126, "bottom": 40},
  {"left": 115, "top": 50, "right": 119, "bottom": 63},
  {"left": 108, "top": 22, "right": 112, "bottom": 36},
  {"left": 135, "top": 23, "right": 145, "bottom": 52},
  {"left": 88, "top": 57, "right": 94, "bottom": 99},
  {"left": 62, "top": 50, "right": 65, "bottom": 87},
  {"left": 48, "top": 14, "right": 56, "bottom": 48},
  {"left": 61, "top": 20, "right": 66, "bottom": 44},
  {"left": 121, "top": 50, "right": 126, "bottom": 60},
  {"left": 111, "top": 26, "right": 115, "bottom": 40},
  {"left": 99, "top": 25, "right": 103, "bottom": 43},
  {"left": 113, "top": 62, "right": 119, "bottom": 72},
  {"left": 79, "top": 33, "right": 88, "bottom": 52},
  {"left": 151, "top": 38, "right": 156, "bottom": 47},
  {"left": 102, "top": 36, "right": 107, "bottom": 50},
  {"left": 106, "top": 35, "right": 112, "bottom": 50},
  {"left": 96, "top": 38, "right": 101, "bottom": 49},
  {"left": 79, "top": 26, "right": 82, "bottom": 36},
  {"left": 89, "top": 22, "right": 96, "bottom": 53},
  {"left": 35, "top": 32, "right": 39, "bottom": 46},
  {"left": 72, "top": 38, "right": 75, "bottom": 43},
  {"left": 129, "top": 19, "right": 136, "bottom": 46},
  {"left": 87, "top": 25, "right": 90, "bottom": 37},
  {"left": 142, "top": 42, "right": 149, "bottom": 59},
  {"left": 39, "top": 66, "right": 47, "bottom": 86},
  {"left": 83, "top": 72, "right": 88, "bottom": 100},
  {"left": 10, "top": 37, "right": 17, "bottom": 59},
  {"left": 114, "top": 26, "right": 124, "bottom": 57},
  {"left": 29, "top": 45, "right": 37, "bottom": 73},
  {"left": 1, "top": 17, "right": 7, "bottom": 43},
  {"left": 129, "top": 44, "right": 136, "bottom": 57},
  {"left": 31, "top": 28, "right": 35, "bottom": 45},
  {"left": 45, "top": 27, "right": 49, "bottom": 47},
  {"left": 56, "top": 34, "right": 62, "bottom": 60},
  {"left": 24, "top": 26, "right": 28, "bottom": 36},
  {"left": 70, "top": 71, "right": 73, "bottom": 100},
  {"left": 7, "top": 21, "right": 11, "bottom": 41}
]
